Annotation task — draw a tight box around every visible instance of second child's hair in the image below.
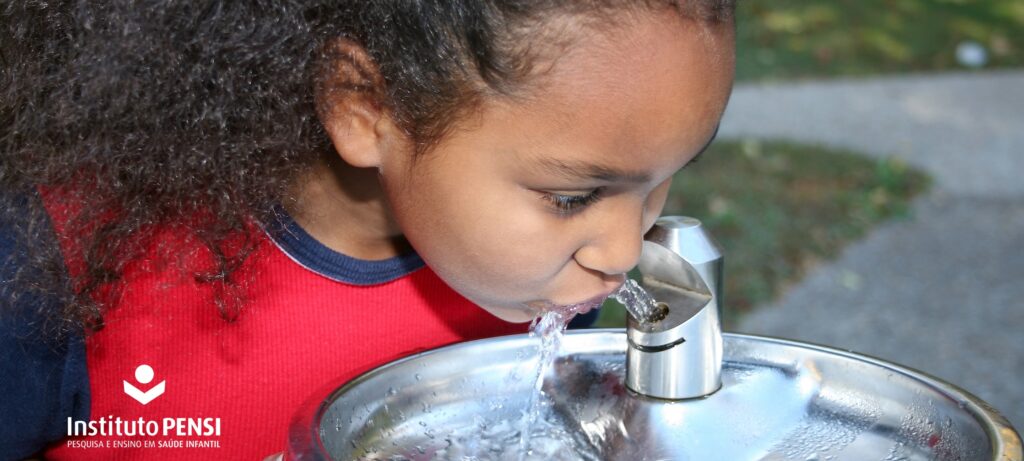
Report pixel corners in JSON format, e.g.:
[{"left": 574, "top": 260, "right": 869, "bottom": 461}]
[{"left": 0, "top": 0, "right": 734, "bottom": 339}]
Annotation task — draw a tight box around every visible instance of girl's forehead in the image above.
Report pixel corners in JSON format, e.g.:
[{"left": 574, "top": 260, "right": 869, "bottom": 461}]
[
  {"left": 540, "top": 12, "right": 732, "bottom": 86},
  {"left": 488, "top": 15, "right": 733, "bottom": 166}
]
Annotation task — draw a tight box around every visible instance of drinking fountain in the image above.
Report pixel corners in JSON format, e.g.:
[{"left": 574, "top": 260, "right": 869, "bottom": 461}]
[
  {"left": 623, "top": 215, "right": 723, "bottom": 400},
  {"left": 285, "top": 217, "right": 1022, "bottom": 460}
]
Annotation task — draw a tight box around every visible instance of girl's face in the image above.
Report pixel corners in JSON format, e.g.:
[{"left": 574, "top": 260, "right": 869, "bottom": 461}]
[{"left": 380, "top": 13, "right": 734, "bottom": 322}]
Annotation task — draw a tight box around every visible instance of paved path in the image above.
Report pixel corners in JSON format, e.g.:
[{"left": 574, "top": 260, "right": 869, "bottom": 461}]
[{"left": 719, "top": 70, "right": 1024, "bottom": 428}]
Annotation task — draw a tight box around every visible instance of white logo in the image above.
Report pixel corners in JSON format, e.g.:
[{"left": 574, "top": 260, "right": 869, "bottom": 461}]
[{"left": 124, "top": 364, "right": 166, "bottom": 405}]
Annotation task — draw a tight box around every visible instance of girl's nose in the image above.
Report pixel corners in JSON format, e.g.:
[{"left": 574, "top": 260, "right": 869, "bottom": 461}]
[
  {"left": 574, "top": 178, "right": 672, "bottom": 277},
  {"left": 573, "top": 212, "right": 645, "bottom": 276}
]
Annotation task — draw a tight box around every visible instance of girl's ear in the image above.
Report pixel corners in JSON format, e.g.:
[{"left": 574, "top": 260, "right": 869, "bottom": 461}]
[{"left": 316, "top": 39, "right": 407, "bottom": 169}]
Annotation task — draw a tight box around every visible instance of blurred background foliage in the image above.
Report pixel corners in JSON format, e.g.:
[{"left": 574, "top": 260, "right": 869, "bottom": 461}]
[{"left": 735, "top": 0, "right": 1024, "bottom": 81}]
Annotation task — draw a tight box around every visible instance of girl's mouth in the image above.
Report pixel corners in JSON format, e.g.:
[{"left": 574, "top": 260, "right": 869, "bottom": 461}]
[{"left": 541, "top": 290, "right": 618, "bottom": 316}]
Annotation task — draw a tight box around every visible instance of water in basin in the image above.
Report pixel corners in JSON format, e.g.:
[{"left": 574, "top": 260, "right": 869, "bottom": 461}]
[{"left": 306, "top": 329, "right": 1013, "bottom": 461}]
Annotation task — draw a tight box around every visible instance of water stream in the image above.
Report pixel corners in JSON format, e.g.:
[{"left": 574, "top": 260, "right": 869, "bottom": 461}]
[
  {"left": 517, "top": 309, "right": 574, "bottom": 459},
  {"left": 514, "top": 280, "right": 656, "bottom": 460},
  {"left": 611, "top": 279, "right": 662, "bottom": 325},
  {"left": 359, "top": 280, "right": 659, "bottom": 460}
]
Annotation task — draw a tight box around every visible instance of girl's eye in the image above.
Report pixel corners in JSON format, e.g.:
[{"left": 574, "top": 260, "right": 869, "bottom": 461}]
[{"left": 540, "top": 187, "right": 605, "bottom": 215}]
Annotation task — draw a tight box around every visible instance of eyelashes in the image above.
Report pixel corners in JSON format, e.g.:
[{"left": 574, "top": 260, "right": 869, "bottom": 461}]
[{"left": 540, "top": 187, "right": 605, "bottom": 215}]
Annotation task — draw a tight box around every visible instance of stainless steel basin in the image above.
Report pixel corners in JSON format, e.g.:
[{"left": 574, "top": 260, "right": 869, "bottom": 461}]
[{"left": 286, "top": 331, "right": 1022, "bottom": 461}]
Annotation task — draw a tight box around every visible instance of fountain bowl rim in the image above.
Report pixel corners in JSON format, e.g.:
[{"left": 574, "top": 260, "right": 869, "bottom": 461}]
[{"left": 284, "top": 330, "right": 1022, "bottom": 461}]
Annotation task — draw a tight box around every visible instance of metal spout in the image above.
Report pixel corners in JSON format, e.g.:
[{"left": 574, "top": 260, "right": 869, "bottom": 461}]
[{"left": 625, "top": 216, "right": 724, "bottom": 400}]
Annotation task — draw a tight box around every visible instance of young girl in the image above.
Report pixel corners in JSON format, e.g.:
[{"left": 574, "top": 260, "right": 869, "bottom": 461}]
[{"left": 0, "top": 1, "right": 735, "bottom": 459}]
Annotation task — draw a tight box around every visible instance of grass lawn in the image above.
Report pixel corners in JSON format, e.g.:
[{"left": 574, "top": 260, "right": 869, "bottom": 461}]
[
  {"left": 736, "top": 0, "right": 1024, "bottom": 81},
  {"left": 593, "top": 140, "right": 930, "bottom": 329}
]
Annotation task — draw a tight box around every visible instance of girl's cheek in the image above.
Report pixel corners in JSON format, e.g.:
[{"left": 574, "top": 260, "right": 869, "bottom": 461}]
[{"left": 504, "top": 227, "right": 573, "bottom": 286}]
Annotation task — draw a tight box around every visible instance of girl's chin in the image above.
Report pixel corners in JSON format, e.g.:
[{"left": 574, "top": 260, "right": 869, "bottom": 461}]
[
  {"left": 477, "top": 304, "right": 541, "bottom": 324},
  {"left": 476, "top": 298, "right": 603, "bottom": 324},
  {"left": 543, "top": 299, "right": 603, "bottom": 318}
]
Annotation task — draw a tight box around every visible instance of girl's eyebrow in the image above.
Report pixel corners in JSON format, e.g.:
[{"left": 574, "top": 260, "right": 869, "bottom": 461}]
[
  {"left": 535, "top": 123, "right": 722, "bottom": 182},
  {"left": 536, "top": 157, "right": 652, "bottom": 184}
]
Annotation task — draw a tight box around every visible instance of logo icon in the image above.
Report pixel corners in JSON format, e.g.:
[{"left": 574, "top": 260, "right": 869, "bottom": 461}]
[{"left": 124, "top": 364, "right": 165, "bottom": 405}]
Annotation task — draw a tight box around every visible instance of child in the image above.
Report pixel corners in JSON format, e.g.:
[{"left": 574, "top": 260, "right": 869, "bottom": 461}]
[{"left": 0, "top": 1, "right": 735, "bottom": 459}]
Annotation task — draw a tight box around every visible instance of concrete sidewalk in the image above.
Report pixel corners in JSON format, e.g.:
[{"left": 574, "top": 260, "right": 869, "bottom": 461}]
[{"left": 719, "top": 70, "right": 1024, "bottom": 428}]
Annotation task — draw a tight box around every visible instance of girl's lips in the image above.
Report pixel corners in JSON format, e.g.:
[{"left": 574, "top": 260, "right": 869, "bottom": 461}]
[
  {"left": 528, "top": 281, "right": 625, "bottom": 316},
  {"left": 571, "top": 298, "right": 605, "bottom": 315}
]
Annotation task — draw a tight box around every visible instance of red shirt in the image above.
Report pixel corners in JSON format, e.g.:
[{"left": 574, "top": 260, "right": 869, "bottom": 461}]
[{"left": 37, "top": 199, "right": 526, "bottom": 460}]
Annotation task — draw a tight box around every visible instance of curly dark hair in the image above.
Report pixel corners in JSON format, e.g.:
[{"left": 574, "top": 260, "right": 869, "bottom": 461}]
[{"left": 0, "top": 0, "right": 734, "bottom": 340}]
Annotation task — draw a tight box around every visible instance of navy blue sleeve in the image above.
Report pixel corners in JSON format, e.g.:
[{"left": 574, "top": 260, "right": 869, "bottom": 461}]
[
  {"left": 0, "top": 193, "right": 90, "bottom": 460},
  {"left": 567, "top": 307, "right": 601, "bottom": 329}
]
